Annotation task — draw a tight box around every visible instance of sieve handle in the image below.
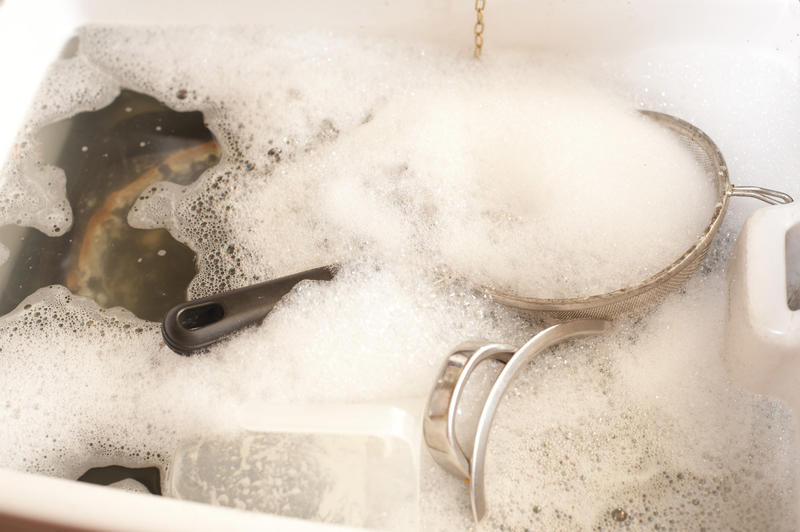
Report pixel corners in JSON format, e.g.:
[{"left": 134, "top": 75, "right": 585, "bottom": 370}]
[{"left": 729, "top": 185, "right": 794, "bottom": 205}]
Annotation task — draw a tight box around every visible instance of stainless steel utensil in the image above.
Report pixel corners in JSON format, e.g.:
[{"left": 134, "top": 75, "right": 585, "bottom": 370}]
[{"left": 425, "top": 320, "right": 611, "bottom": 522}]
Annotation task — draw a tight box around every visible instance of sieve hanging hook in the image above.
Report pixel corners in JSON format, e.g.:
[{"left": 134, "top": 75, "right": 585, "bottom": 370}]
[{"left": 729, "top": 185, "right": 793, "bottom": 205}]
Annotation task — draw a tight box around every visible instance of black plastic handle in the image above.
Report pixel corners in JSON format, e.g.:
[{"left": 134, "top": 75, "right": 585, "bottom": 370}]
[{"left": 162, "top": 265, "right": 337, "bottom": 355}]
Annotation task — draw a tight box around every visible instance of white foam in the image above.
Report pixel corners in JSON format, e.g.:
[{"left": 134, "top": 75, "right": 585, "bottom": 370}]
[
  {"left": 309, "top": 85, "right": 716, "bottom": 298},
  {"left": 0, "top": 286, "right": 237, "bottom": 478},
  {"left": 112, "top": 29, "right": 718, "bottom": 299},
  {"left": 109, "top": 478, "right": 152, "bottom": 495},
  {"left": 0, "top": 152, "right": 71, "bottom": 236},
  {"left": 0, "top": 25, "right": 796, "bottom": 531},
  {"left": 0, "top": 54, "right": 119, "bottom": 235}
]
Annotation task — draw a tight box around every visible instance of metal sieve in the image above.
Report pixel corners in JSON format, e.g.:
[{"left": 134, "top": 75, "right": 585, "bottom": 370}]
[
  {"left": 485, "top": 110, "right": 793, "bottom": 321},
  {"left": 424, "top": 110, "right": 795, "bottom": 522}
]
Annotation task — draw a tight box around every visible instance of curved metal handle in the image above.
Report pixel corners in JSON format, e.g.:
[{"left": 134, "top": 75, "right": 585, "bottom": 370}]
[
  {"left": 729, "top": 185, "right": 793, "bottom": 205},
  {"left": 423, "top": 342, "right": 516, "bottom": 479},
  {"left": 162, "top": 265, "right": 336, "bottom": 355},
  {"left": 469, "top": 319, "right": 612, "bottom": 522}
]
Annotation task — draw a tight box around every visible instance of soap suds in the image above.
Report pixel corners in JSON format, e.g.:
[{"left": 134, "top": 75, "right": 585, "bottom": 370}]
[
  {"left": 0, "top": 26, "right": 796, "bottom": 532},
  {"left": 0, "top": 153, "right": 71, "bottom": 236},
  {"left": 227, "top": 82, "right": 716, "bottom": 298},
  {"left": 87, "top": 26, "right": 718, "bottom": 299},
  {"left": 0, "top": 54, "right": 119, "bottom": 235}
]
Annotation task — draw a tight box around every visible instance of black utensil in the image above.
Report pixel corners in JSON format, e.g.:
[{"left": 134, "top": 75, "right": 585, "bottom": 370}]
[{"left": 162, "top": 265, "right": 336, "bottom": 355}]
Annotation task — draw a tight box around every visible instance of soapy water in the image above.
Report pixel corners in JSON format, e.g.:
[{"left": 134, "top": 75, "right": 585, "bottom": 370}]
[
  {"left": 0, "top": 89, "right": 218, "bottom": 320},
  {"left": 0, "top": 26, "right": 797, "bottom": 531}
]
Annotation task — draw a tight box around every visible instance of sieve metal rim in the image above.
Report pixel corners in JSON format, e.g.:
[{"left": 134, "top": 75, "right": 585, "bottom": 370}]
[{"left": 483, "top": 110, "right": 792, "bottom": 316}]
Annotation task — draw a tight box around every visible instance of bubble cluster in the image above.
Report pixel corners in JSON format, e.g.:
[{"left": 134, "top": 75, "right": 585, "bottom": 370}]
[
  {"left": 0, "top": 286, "right": 237, "bottom": 478},
  {"left": 0, "top": 151, "right": 71, "bottom": 236},
  {"left": 0, "top": 54, "right": 120, "bottom": 234}
]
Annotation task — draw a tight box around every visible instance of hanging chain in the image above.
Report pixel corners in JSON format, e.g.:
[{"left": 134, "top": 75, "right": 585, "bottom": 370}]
[{"left": 474, "top": 0, "right": 485, "bottom": 59}]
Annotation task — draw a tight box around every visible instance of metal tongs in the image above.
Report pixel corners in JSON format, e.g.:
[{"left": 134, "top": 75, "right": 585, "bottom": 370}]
[{"left": 423, "top": 319, "right": 611, "bottom": 521}]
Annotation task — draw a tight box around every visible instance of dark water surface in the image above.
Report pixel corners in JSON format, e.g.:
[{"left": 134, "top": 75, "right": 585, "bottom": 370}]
[{"left": 0, "top": 90, "right": 220, "bottom": 321}]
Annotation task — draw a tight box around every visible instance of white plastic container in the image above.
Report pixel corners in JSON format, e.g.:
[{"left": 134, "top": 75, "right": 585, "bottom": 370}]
[
  {"left": 725, "top": 202, "right": 800, "bottom": 515},
  {"left": 0, "top": 1, "right": 798, "bottom": 530},
  {"left": 726, "top": 203, "right": 800, "bottom": 405},
  {"left": 168, "top": 404, "right": 421, "bottom": 531}
]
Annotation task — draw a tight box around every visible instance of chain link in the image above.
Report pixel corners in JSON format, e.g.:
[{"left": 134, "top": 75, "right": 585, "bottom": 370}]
[{"left": 474, "top": 0, "right": 485, "bottom": 59}]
